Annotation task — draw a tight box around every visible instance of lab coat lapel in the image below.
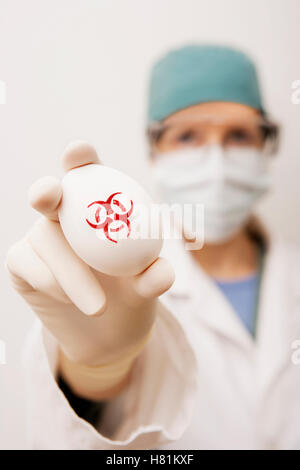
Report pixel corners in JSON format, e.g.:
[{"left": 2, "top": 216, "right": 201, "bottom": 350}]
[
  {"left": 164, "top": 237, "right": 255, "bottom": 353},
  {"left": 187, "top": 257, "right": 256, "bottom": 352},
  {"left": 255, "top": 240, "right": 294, "bottom": 394},
  {"left": 163, "top": 224, "right": 298, "bottom": 401}
]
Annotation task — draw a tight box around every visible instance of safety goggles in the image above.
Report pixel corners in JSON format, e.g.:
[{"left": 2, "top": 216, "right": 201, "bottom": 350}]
[{"left": 146, "top": 113, "right": 280, "bottom": 156}]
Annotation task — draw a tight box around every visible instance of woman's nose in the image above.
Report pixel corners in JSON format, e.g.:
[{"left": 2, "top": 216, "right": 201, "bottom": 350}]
[{"left": 204, "top": 132, "right": 224, "bottom": 147}]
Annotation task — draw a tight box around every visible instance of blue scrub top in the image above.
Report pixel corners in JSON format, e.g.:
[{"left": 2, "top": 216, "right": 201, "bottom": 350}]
[{"left": 213, "top": 273, "right": 260, "bottom": 337}]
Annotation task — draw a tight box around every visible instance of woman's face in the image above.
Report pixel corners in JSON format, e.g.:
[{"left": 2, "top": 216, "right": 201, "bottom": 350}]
[
  {"left": 149, "top": 101, "right": 272, "bottom": 246},
  {"left": 153, "top": 101, "right": 265, "bottom": 154}
]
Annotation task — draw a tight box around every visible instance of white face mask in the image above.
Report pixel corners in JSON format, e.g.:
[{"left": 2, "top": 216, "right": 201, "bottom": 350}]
[{"left": 151, "top": 145, "right": 271, "bottom": 243}]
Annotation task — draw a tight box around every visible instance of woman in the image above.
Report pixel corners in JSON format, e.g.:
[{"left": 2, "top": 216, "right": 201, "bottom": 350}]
[{"left": 6, "top": 44, "right": 300, "bottom": 450}]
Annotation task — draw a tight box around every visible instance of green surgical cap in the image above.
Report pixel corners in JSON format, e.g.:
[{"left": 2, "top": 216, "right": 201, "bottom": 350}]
[{"left": 147, "top": 44, "right": 265, "bottom": 122}]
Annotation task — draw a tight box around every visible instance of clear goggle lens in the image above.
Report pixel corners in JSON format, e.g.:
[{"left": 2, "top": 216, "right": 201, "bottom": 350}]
[{"left": 147, "top": 114, "right": 280, "bottom": 155}]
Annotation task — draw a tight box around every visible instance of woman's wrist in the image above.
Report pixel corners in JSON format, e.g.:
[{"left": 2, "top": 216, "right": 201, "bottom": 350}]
[{"left": 57, "top": 326, "right": 154, "bottom": 401}]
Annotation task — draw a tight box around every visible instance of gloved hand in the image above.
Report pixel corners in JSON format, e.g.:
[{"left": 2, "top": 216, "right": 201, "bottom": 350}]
[{"left": 6, "top": 142, "right": 175, "bottom": 400}]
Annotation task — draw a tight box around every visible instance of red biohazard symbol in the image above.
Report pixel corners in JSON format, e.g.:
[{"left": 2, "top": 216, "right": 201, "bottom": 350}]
[{"left": 86, "top": 192, "right": 133, "bottom": 243}]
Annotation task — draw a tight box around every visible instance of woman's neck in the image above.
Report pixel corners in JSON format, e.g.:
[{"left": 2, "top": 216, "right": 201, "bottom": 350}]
[{"left": 189, "top": 229, "right": 259, "bottom": 281}]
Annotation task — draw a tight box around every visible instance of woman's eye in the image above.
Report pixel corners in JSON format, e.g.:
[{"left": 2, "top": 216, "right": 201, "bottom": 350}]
[
  {"left": 226, "top": 128, "right": 253, "bottom": 144},
  {"left": 176, "top": 130, "right": 197, "bottom": 143}
]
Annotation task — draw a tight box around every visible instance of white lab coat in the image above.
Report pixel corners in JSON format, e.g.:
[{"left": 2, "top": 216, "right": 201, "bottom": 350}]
[{"left": 22, "top": 223, "right": 300, "bottom": 450}]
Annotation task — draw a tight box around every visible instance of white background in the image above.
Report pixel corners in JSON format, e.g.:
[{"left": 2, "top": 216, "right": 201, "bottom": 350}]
[{"left": 0, "top": 0, "right": 299, "bottom": 449}]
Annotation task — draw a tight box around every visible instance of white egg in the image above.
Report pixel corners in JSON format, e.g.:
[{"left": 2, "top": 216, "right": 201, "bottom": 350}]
[{"left": 58, "top": 164, "right": 163, "bottom": 276}]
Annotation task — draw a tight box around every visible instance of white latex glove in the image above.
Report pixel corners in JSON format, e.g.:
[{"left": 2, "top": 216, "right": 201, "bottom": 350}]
[{"left": 6, "top": 142, "right": 175, "bottom": 400}]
